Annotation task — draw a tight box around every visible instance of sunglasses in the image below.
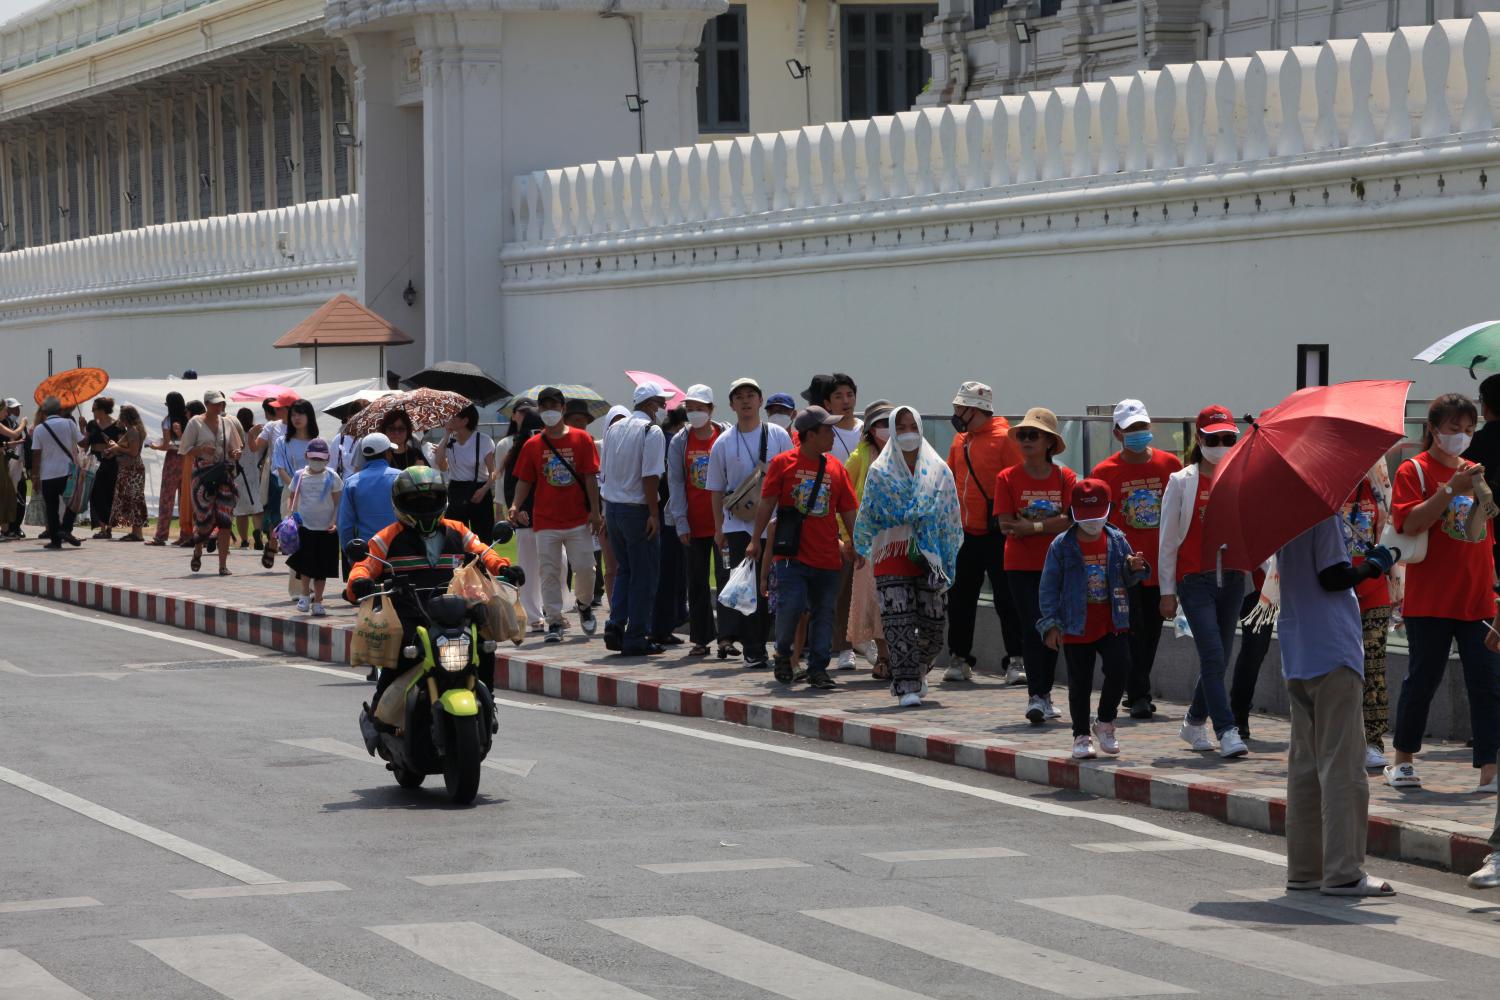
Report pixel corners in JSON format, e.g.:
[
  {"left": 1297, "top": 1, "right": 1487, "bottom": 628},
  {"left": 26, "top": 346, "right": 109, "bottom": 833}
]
[
  {"left": 1200, "top": 432, "right": 1238, "bottom": 447},
  {"left": 1015, "top": 428, "right": 1046, "bottom": 442}
]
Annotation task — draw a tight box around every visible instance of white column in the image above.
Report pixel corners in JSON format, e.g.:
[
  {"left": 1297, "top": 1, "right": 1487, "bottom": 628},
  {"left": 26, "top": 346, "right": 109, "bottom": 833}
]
[
  {"left": 137, "top": 107, "right": 153, "bottom": 225},
  {"left": 635, "top": 12, "right": 712, "bottom": 153},
  {"left": 291, "top": 61, "right": 308, "bottom": 204},
  {"left": 37, "top": 130, "right": 51, "bottom": 244},
  {"left": 115, "top": 111, "right": 130, "bottom": 229},
  {"left": 235, "top": 80, "right": 252, "bottom": 211},
  {"left": 0, "top": 140, "right": 12, "bottom": 247},
  {"left": 161, "top": 98, "right": 176, "bottom": 223},
  {"left": 260, "top": 76, "right": 277, "bottom": 209},
  {"left": 185, "top": 92, "right": 201, "bottom": 221}
]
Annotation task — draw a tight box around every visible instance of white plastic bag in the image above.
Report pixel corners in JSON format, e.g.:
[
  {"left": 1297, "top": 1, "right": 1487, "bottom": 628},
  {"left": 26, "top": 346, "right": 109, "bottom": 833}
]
[
  {"left": 717, "top": 558, "right": 760, "bottom": 616},
  {"left": 1173, "top": 608, "right": 1194, "bottom": 639}
]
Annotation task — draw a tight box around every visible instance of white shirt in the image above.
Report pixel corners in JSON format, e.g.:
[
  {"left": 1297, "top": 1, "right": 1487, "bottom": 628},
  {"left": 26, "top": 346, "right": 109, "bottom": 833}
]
[
  {"left": 34, "top": 416, "right": 81, "bottom": 480},
  {"left": 600, "top": 410, "right": 667, "bottom": 505},
  {"left": 442, "top": 432, "right": 496, "bottom": 482},
  {"left": 258, "top": 421, "right": 285, "bottom": 449},
  {"left": 331, "top": 432, "right": 360, "bottom": 478},
  {"left": 705, "top": 420, "right": 794, "bottom": 534},
  {"left": 289, "top": 468, "right": 343, "bottom": 531},
  {"left": 831, "top": 420, "right": 863, "bottom": 461}
]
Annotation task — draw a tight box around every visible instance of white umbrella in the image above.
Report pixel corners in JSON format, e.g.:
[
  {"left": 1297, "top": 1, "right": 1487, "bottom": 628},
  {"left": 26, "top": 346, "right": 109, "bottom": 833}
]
[{"left": 324, "top": 389, "right": 396, "bottom": 421}]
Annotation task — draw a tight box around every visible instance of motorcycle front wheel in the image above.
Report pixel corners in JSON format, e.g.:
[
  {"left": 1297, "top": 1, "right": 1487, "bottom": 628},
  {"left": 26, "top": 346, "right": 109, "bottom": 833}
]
[{"left": 443, "top": 716, "right": 482, "bottom": 805}]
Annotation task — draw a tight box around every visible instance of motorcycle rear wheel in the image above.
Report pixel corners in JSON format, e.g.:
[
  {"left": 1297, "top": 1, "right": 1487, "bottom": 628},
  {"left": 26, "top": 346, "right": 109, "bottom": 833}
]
[{"left": 443, "top": 717, "right": 482, "bottom": 805}]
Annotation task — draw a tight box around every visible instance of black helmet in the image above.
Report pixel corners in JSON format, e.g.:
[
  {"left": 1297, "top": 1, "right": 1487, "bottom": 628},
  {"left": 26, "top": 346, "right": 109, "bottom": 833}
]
[{"left": 391, "top": 466, "right": 448, "bottom": 535}]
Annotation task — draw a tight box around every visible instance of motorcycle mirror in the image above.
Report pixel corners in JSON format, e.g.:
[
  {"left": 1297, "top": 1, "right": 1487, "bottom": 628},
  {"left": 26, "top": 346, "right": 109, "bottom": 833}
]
[
  {"left": 345, "top": 538, "right": 370, "bottom": 563},
  {"left": 492, "top": 521, "right": 515, "bottom": 545}
]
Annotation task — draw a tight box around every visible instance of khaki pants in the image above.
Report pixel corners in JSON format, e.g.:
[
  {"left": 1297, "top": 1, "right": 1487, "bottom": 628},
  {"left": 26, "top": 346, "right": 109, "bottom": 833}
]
[
  {"left": 537, "top": 524, "right": 596, "bottom": 625},
  {"left": 1286, "top": 666, "right": 1370, "bottom": 887}
]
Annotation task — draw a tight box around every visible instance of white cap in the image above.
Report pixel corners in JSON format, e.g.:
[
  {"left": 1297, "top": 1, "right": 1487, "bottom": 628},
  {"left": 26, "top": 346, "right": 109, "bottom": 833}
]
[
  {"left": 683, "top": 383, "right": 714, "bottom": 405},
  {"left": 632, "top": 381, "right": 667, "bottom": 407},
  {"left": 1112, "top": 398, "right": 1150, "bottom": 429},
  {"left": 952, "top": 381, "right": 993, "bottom": 413},
  {"left": 2, "top": 397, "right": 19, "bottom": 409},
  {"left": 360, "top": 431, "right": 393, "bottom": 456}
]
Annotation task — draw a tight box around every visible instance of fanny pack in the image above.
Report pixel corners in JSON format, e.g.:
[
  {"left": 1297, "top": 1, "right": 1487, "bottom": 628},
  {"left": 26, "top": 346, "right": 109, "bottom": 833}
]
[{"left": 725, "top": 425, "right": 769, "bottom": 522}]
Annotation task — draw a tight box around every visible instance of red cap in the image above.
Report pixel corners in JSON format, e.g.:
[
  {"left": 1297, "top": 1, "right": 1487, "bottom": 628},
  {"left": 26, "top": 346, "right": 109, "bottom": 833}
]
[
  {"left": 271, "top": 391, "right": 301, "bottom": 409},
  {"left": 1196, "top": 405, "right": 1237, "bottom": 435},
  {"left": 1071, "top": 478, "right": 1111, "bottom": 519}
]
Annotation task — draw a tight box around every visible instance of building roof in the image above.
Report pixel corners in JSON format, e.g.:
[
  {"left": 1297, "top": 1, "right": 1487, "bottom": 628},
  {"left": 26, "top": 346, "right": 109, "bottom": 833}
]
[{"left": 273, "top": 294, "right": 414, "bottom": 349}]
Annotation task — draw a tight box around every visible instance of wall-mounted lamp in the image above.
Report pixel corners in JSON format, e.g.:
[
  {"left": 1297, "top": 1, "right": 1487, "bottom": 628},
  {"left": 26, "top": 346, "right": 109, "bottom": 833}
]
[
  {"left": 282, "top": 155, "right": 299, "bottom": 174},
  {"left": 1014, "top": 22, "right": 1032, "bottom": 44},
  {"left": 402, "top": 280, "right": 417, "bottom": 307},
  {"left": 333, "top": 121, "right": 360, "bottom": 148},
  {"left": 786, "top": 58, "right": 812, "bottom": 125},
  {"left": 124, "top": 191, "right": 138, "bottom": 204},
  {"left": 199, "top": 170, "right": 213, "bottom": 189},
  {"left": 786, "top": 58, "right": 809, "bottom": 80},
  {"left": 275, "top": 231, "right": 295, "bottom": 262},
  {"left": 624, "top": 94, "right": 647, "bottom": 113}
]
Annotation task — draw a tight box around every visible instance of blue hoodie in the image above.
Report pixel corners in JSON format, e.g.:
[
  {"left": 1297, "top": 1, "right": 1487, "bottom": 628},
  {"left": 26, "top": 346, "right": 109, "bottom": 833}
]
[{"left": 338, "top": 458, "right": 401, "bottom": 553}]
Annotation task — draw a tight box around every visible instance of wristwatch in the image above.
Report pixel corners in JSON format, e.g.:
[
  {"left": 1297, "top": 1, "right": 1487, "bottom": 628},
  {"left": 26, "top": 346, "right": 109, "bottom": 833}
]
[
  {"left": 1032, "top": 521, "right": 1043, "bottom": 534},
  {"left": 1444, "top": 484, "right": 1455, "bottom": 496}
]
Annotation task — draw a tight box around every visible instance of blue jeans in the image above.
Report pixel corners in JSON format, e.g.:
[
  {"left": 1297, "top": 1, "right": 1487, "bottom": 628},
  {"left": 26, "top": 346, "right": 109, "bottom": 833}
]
[
  {"left": 773, "top": 560, "right": 841, "bottom": 673},
  {"left": 605, "top": 502, "right": 659, "bottom": 650},
  {"left": 1178, "top": 570, "right": 1246, "bottom": 737},
  {"left": 1398, "top": 617, "right": 1500, "bottom": 768}
]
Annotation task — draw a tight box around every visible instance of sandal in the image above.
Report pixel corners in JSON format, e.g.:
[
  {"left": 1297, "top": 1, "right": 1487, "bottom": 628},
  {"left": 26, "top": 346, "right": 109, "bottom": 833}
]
[
  {"left": 190, "top": 551, "right": 202, "bottom": 573},
  {"left": 717, "top": 641, "right": 741, "bottom": 660},
  {"left": 688, "top": 643, "right": 712, "bottom": 656},
  {"left": 872, "top": 658, "right": 891, "bottom": 681},
  {"left": 219, "top": 567, "right": 232, "bottom": 576},
  {"left": 1320, "top": 876, "right": 1394, "bottom": 897},
  {"left": 145, "top": 539, "right": 167, "bottom": 546}
]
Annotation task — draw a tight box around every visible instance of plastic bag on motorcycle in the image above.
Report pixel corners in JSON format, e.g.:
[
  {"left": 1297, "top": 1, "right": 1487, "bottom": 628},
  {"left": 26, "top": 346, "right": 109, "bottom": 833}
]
[
  {"left": 448, "top": 561, "right": 526, "bottom": 646},
  {"left": 352, "top": 594, "right": 402, "bottom": 670}
]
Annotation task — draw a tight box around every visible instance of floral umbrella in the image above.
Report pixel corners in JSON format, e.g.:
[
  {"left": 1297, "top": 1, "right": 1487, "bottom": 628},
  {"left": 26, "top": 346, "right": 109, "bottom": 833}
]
[
  {"left": 34, "top": 367, "right": 109, "bottom": 409},
  {"left": 341, "top": 387, "right": 471, "bottom": 438}
]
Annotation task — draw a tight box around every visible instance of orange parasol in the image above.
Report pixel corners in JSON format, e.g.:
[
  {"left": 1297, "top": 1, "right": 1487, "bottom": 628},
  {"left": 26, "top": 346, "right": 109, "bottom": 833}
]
[{"left": 34, "top": 368, "right": 109, "bottom": 410}]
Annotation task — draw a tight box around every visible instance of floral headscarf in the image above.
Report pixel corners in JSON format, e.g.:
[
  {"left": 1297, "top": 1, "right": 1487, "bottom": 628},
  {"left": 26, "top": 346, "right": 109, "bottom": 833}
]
[{"left": 852, "top": 405, "right": 964, "bottom": 587}]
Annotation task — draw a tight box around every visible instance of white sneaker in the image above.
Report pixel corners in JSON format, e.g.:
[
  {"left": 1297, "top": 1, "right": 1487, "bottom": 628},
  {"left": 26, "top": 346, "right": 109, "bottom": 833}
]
[
  {"left": 898, "top": 692, "right": 922, "bottom": 708},
  {"left": 1364, "top": 745, "right": 1388, "bottom": 770},
  {"left": 1476, "top": 777, "right": 1498, "bottom": 793},
  {"left": 944, "top": 658, "right": 974, "bottom": 682},
  {"left": 1092, "top": 720, "right": 1120, "bottom": 756},
  {"left": 1384, "top": 763, "right": 1421, "bottom": 789},
  {"left": 295, "top": 596, "right": 310, "bottom": 613},
  {"left": 1218, "top": 727, "right": 1249, "bottom": 759},
  {"left": 836, "top": 649, "right": 857, "bottom": 671},
  {"left": 1179, "top": 717, "right": 1215, "bottom": 751},
  {"left": 855, "top": 640, "right": 879, "bottom": 663},
  {"left": 1072, "top": 735, "right": 1097, "bottom": 760},
  {"left": 1026, "top": 695, "right": 1046, "bottom": 725},
  {"left": 1469, "top": 852, "right": 1500, "bottom": 889},
  {"left": 311, "top": 602, "right": 327, "bottom": 617},
  {"left": 1004, "top": 658, "right": 1027, "bottom": 686},
  {"left": 1043, "top": 699, "right": 1062, "bottom": 720}
]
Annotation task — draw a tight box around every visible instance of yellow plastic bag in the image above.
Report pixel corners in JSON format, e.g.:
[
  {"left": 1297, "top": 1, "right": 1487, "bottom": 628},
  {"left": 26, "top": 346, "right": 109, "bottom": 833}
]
[
  {"left": 351, "top": 595, "right": 401, "bottom": 670},
  {"left": 374, "top": 664, "right": 423, "bottom": 727}
]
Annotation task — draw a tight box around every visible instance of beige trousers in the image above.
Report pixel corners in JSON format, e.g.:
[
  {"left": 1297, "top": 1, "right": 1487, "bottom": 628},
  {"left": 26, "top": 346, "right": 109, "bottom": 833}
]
[
  {"left": 1285, "top": 666, "right": 1370, "bottom": 887},
  {"left": 536, "top": 524, "right": 596, "bottom": 625}
]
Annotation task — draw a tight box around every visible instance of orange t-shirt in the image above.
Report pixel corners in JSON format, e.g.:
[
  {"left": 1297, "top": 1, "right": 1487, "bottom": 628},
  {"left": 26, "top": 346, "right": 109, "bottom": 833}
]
[
  {"left": 946, "top": 417, "right": 1021, "bottom": 534},
  {"left": 993, "top": 464, "right": 1078, "bottom": 572}
]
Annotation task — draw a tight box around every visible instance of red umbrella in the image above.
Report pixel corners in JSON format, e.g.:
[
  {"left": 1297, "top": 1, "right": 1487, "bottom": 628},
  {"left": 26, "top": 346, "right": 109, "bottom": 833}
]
[{"left": 1201, "top": 380, "right": 1413, "bottom": 572}]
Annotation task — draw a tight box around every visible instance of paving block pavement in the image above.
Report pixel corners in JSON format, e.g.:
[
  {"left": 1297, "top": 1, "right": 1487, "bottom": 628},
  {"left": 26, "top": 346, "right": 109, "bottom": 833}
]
[{"left": 3, "top": 535, "right": 1495, "bottom": 875}]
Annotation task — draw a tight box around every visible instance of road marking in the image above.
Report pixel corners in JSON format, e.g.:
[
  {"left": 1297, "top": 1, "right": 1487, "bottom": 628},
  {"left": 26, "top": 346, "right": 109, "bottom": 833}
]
[
  {"left": 136, "top": 934, "right": 370, "bottom": 1000},
  {"left": 803, "top": 905, "right": 1190, "bottom": 998},
  {"left": 0, "top": 660, "right": 129, "bottom": 680},
  {"left": 372, "top": 921, "right": 653, "bottom": 999},
  {"left": 171, "top": 881, "right": 349, "bottom": 900},
  {"left": 0, "top": 896, "right": 100, "bottom": 915},
  {"left": 593, "top": 915, "right": 932, "bottom": 1000},
  {"left": 638, "top": 857, "right": 811, "bottom": 875},
  {"left": 485, "top": 695, "right": 1489, "bottom": 913},
  {"left": 1073, "top": 840, "right": 1206, "bottom": 854},
  {"left": 862, "top": 847, "right": 1025, "bottom": 863},
  {"left": 279, "top": 738, "right": 535, "bottom": 777},
  {"left": 0, "top": 764, "right": 282, "bottom": 886},
  {"left": 1021, "top": 895, "right": 1434, "bottom": 985},
  {"left": 0, "top": 595, "right": 259, "bottom": 659},
  {"left": 408, "top": 868, "right": 582, "bottom": 887},
  {"left": 1233, "top": 888, "right": 1500, "bottom": 957},
  {"left": 0, "top": 949, "right": 90, "bottom": 999}
]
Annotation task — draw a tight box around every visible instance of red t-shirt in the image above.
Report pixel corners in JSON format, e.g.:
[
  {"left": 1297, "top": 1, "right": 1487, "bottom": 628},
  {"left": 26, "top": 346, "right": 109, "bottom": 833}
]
[
  {"left": 1340, "top": 481, "right": 1391, "bottom": 612},
  {"left": 683, "top": 426, "right": 721, "bottom": 538},
  {"left": 1067, "top": 531, "right": 1117, "bottom": 645},
  {"left": 875, "top": 549, "right": 925, "bottom": 577},
  {"left": 994, "top": 464, "right": 1078, "bottom": 571},
  {"left": 513, "top": 428, "right": 599, "bottom": 531},
  {"left": 1175, "top": 477, "right": 1213, "bottom": 580},
  {"left": 1392, "top": 452, "right": 1497, "bottom": 621},
  {"left": 762, "top": 450, "right": 857, "bottom": 571},
  {"left": 1091, "top": 448, "right": 1182, "bottom": 587}
]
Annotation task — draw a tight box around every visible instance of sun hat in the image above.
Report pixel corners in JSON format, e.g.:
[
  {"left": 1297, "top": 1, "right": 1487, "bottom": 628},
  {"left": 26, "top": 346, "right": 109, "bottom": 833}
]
[
  {"left": 1113, "top": 399, "right": 1151, "bottom": 429},
  {"left": 863, "top": 399, "right": 893, "bottom": 425},
  {"left": 360, "top": 432, "right": 393, "bottom": 457},
  {"left": 683, "top": 384, "right": 714, "bottom": 405},
  {"left": 203, "top": 389, "right": 227, "bottom": 405},
  {"left": 801, "top": 374, "right": 834, "bottom": 404},
  {"left": 632, "top": 381, "right": 667, "bottom": 407},
  {"left": 765, "top": 392, "right": 796, "bottom": 412},
  {"left": 1196, "top": 405, "right": 1237, "bottom": 435},
  {"left": 794, "top": 405, "right": 841, "bottom": 434},
  {"left": 728, "top": 377, "right": 762, "bottom": 398},
  {"left": 1009, "top": 406, "right": 1065, "bottom": 455},
  {"left": 305, "top": 439, "right": 331, "bottom": 460},
  {"left": 952, "top": 381, "right": 994, "bottom": 413},
  {"left": 1071, "top": 478, "right": 1112, "bottom": 519}
]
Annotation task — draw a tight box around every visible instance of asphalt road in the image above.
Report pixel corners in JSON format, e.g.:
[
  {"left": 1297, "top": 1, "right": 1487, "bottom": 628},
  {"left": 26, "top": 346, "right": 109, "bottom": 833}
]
[{"left": 2, "top": 593, "right": 1499, "bottom": 999}]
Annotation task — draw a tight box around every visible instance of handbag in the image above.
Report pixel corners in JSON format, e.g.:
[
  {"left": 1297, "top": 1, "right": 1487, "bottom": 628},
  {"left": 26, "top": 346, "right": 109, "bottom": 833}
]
[
  {"left": 1378, "top": 458, "right": 1428, "bottom": 565},
  {"left": 772, "top": 455, "right": 826, "bottom": 558},
  {"left": 274, "top": 470, "right": 307, "bottom": 556},
  {"left": 963, "top": 438, "right": 1002, "bottom": 535},
  {"left": 192, "top": 421, "right": 233, "bottom": 490},
  {"left": 725, "top": 425, "right": 769, "bottom": 521}
]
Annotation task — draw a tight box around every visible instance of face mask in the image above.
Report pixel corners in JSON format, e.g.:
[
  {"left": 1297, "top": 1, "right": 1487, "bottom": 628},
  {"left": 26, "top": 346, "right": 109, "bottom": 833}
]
[
  {"left": 1074, "top": 516, "right": 1107, "bottom": 537},
  {"left": 307, "top": 459, "right": 328, "bottom": 473},
  {"left": 687, "top": 411, "right": 710, "bottom": 429},
  {"left": 651, "top": 408, "right": 667, "bottom": 426},
  {"left": 768, "top": 413, "right": 792, "bottom": 429},
  {"left": 872, "top": 426, "right": 890, "bottom": 443},
  {"left": 950, "top": 411, "right": 970, "bottom": 433},
  {"left": 896, "top": 432, "right": 923, "bottom": 452},
  {"left": 1436, "top": 431, "right": 1473, "bottom": 455},
  {"left": 1122, "top": 430, "right": 1153, "bottom": 451},
  {"left": 1201, "top": 444, "right": 1232, "bottom": 464},
  {"left": 539, "top": 410, "right": 563, "bottom": 428}
]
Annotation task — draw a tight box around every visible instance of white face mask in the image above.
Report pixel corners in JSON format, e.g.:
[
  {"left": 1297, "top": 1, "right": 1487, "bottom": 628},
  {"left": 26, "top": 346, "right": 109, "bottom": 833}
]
[
  {"left": 539, "top": 410, "right": 563, "bottom": 428},
  {"left": 307, "top": 459, "right": 328, "bottom": 473},
  {"left": 1074, "top": 516, "right": 1107, "bottom": 536},
  {"left": 687, "top": 411, "right": 711, "bottom": 429},
  {"left": 1436, "top": 430, "right": 1473, "bottom": 455},
  {"left": 649, "top": 407, "right": 666, "bottom": 426},
  {"left": 896, "top": 432, "right": 923, "bottom": 452},
  {"left": 1201, "top": 444, "right": 1232, "bottom": 464},
  {"left": 872, "top": 426, "right": 890, "bottom": 443},
  {"left": 767, "top": 413, "right": 792, "bottom": 429}
]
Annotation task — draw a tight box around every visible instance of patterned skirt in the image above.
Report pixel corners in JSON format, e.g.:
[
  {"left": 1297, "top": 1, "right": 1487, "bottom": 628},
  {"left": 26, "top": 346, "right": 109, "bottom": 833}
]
[
  {"left": 191, "top": 460, "right": 239, "bottom": 540},
  {"left": 111, "top": 455, "right": 149, "bottom": 529}
]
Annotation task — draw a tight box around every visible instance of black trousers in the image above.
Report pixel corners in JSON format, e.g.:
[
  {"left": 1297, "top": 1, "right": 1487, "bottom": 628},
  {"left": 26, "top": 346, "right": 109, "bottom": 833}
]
[
  {"left": 946, "top": 530, "right": 1023, "bottom": 664},
  {"left": 7, "top": 473, "right": 25, "bottom": 533},
  {"left": 445, "top": 481, "right": 494, "bottom": 544},
  {"left": 1008, "top": 569, "right": 1058, "bottom": 696},
  {"left": 1229, "top": 591, "right": 1275, "bottom": 734},
  {"left": 652, "top": 529, "right": 689, "bottom": 639},
  {"left": 686, "top": 536, "right": 728, "bottom": 646},
  {"left": 1064, "top": 632, "right": 1130, "bottom": 736},
  {"left": 1125, "top": 583, "right": 1163, "bottom": 703},
  {"left": 720, "top": 531, "right": 768, "bottom": 662},
  {"left": 42, "top": 475, "right": 77, "bottom": 542}
]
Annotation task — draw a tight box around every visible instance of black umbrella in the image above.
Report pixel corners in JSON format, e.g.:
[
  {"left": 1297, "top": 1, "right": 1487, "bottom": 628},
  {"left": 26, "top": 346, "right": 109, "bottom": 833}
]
[{"left": 401, "top": 361, "right": 510, "bottom": 406}]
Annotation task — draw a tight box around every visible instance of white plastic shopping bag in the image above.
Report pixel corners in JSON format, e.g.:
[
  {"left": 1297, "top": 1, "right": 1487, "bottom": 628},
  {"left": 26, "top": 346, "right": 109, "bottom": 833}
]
[{"left": 717, "top": 558, "right": 760, "bottom": 616}]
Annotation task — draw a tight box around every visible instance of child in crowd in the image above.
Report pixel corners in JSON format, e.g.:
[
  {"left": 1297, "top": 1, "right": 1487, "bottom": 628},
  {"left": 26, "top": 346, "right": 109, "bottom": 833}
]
[
  {"left": 286, "top": 438, "right": 343, "bottom": 616},
  {"left": 1038, "top": 478, "right": 1150, "bottom": 760}
]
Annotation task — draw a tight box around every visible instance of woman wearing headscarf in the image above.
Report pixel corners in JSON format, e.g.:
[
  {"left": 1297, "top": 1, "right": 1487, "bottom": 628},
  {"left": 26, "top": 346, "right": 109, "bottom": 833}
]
[
  {"left": 845, "top": 400, "right": 893, "bottom": 678},
  {"left": 853, "top": 406, "right": 964, "bottom": 707}
]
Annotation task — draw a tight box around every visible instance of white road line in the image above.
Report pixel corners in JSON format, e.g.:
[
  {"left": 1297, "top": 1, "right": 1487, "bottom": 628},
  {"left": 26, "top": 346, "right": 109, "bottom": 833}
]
[
  {"left": 1073, "top": 840, "right": 1206, "bottom": 854},
  {"left": 485, "top": 695, "right": 1491, "bottom": 913},
  {"left": 0, "top": 764, "right": 281, "bottom": 886},
  {"left": 279, "top": 737, "right": 533, "bottom": 776},
  {"left": 0, "top": 949, "right": 91, "bottom": 999},
  {"left": 408, "top": 868, "right": 582, "bottom": 887},
  {"left": 135, "top": 934, "right": 371, "bottom": 1000},
  {"left": 593, "top": 915, "right": 933, "bottom": 1000},
  {"left": 0, "top": 595, "right": 259, "bottom": 659},
  {"left": 0, "top": 897, "right": 100, "bottom": 915},
  {"left": 0, "top": 660, "right": 128, "bottom": 680},
  {"left": 171, "top": 881, "right": 349, "bottom": 900},
  {"left": 803, "top": 905, "right": 1190, "bottom": 999},
  {"left": 372, "top": 921, "right": 654, "bottom": 999},
  {"left": 862, "top": 847, "right": 1025, "bottom": 863},
  {"left": 638, "top": 857, "right": 810, "bottom": 875},
  {"left": 1232, "top": 888, "right": 1500, "bottom": 957},
  {"left": 1021, "top": 895, "right": 1434, "bottom": 986}
]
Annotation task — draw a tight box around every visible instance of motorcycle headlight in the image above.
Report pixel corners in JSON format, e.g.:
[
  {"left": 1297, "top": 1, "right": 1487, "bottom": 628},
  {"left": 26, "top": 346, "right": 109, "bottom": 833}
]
[{"left": 434, "top": 634, "right": 471, "bottom": 673}]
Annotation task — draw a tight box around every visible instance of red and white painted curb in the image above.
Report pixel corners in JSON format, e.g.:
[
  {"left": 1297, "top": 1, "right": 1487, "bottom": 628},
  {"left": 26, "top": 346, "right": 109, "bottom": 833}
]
[{"left": 1, "top": 562, "right": 1488, "bottom": 874}]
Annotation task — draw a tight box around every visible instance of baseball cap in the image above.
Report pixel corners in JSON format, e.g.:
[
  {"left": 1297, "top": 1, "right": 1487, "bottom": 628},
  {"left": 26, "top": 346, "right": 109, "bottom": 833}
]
[
  {"left": 271, "top": 391, "right": 300, "bottom": 409},
  {"left": 728, "top": 377, "right": 762, "bottom": 399},
  {"left": 793, "top": 405, "right": 841, "bottom": 434},
  {"left": 1196, "top": 405, "right": 1237, "bottom": 435},
  {"left": 305, "top": 439, "right": 331, "bottom": 460},
  {"left": 1071, "top": 478, "right": 1112, "bottom": 519},
  {"left": 1113, "top": 398, "right": 1151, "bottom": 429},
  {"left": 952, "top": 381, "right": 994, "bottom": 413},
  {"left": 360, "top": 432, "right": 392, "bottom": 456},
  {"left": 2, "top": 397, "right": 19, "bottom": 409},
  {"left": 765, "top": 392, "right": 796, "bottom": 412},
  {"left": 683, "top": 384, "right": 714, "bottom": 405},
  {"left": 203, "top": 389, "right": 227, "bottom": 405},
  {"left": 632, "top": 381, "right": 668, "bottom": 407},
  {"left": 536, "top": 386, "right": 565, "bottom": 405}
]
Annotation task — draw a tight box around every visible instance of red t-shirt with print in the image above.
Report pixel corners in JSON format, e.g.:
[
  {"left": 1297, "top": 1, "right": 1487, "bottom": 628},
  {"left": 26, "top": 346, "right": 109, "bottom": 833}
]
[
  {"left": 683, "top": 426, "right": 721, "bottom": 538},
  {"left": 993, "top": 464, "right": 1078, "bottom": 571},
  {"left": 1392, "top": 452, "right": 1496, "bottom": 621},
  {"left": 1091, "top": 448, "right": 1182, "bottom": 587},
  {"left": 513, "top": 428, "right": 599, "bottom": 531},
  {"left": 1067, "top": 531, "right": 1117, "bottom": 645},
  {"left": 761, "top": 450, "right": 857, "bottom": 571},
  {"left": 1175, "top": 477, "right": 1214, "bottom": 580},
  {"left": 1340, "top": 480, "right": 1392, "bottom": 612}
]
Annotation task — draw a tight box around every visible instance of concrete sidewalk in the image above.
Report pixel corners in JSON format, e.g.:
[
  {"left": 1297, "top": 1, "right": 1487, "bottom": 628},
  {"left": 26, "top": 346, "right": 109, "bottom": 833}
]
[{"left": 3, "top": 534, "right": 1495, "bottom": 876}]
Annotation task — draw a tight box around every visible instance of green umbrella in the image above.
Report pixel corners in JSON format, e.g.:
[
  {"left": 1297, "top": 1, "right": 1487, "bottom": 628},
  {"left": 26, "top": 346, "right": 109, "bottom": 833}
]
[
  {"left": 1414, "top": 321, "right": 1500, "bottom": 378},
  {"left": 498, "top": 384, "right": 611, "bottom": 421}
]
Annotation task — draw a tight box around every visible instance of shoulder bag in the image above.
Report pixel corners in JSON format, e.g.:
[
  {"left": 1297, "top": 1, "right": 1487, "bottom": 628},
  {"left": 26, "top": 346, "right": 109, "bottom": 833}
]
[
  {"left": 542, "top": 433, "right": 591, "bottom": 512},
  {"left": 772, "top": 455, "right": 827, "bottom": 558},
  {"left": 963, "top": 437, "right": 1002, "bottom": 535},
  {"left": 725, "top": 425, "right": 769, "bottom": 522},
  {"left": 1378, "top": 458, "right": 1428, "bottom": 565}
]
